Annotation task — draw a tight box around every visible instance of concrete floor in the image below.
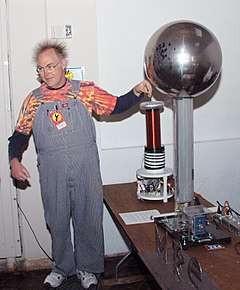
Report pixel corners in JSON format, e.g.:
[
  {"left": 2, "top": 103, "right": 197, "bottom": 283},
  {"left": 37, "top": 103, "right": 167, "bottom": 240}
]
[{"left": 0, "top": 255, "right": 160, "bottom": 290}]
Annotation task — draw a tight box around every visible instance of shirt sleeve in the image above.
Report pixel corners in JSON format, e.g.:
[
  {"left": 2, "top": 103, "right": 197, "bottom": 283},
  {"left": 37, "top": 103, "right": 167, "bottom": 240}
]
[
  {"left": 77, "top": 82, "right": 143, "bottom": 116},
  {"left": 78, "top": 83, "right": 117, "bottom": 116},
  {"left": 8, "top": 130, "right": 31, "bottom": 161},
  {"left": 15, "top": 92, "right": 41, "bottom": 135},
  {"left": 9, "top": 91, "right": 40, "bottom": 161},
  {"left": 111, "top": 90, "right": 144, "bottom": 115}
]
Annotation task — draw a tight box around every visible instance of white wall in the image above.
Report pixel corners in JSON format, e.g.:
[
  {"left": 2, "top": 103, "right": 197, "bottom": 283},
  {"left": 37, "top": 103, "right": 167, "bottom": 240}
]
[
  {"left": 96, "top": 0, "right": 240, "bottom": 252},
  {"left": 96, "top": 0, "right": 240, "bottom": 204},
  {"left": 96, "top": 0, "right": 240, "bottom": 144},
  {"left": 7, "top": 0, "right": 102, "bottom": 259},
  {"left": 0, "top": 0, "right": 21, "bottom": 258},
  {"left": 7, "top": 0, "right": 50, "bottom": 260},
  {"left": 6, "top": 0, "right": 127, "bottom": 259},
  {"left": 3, "top": 0, "right": 240, "bottom": 260}
]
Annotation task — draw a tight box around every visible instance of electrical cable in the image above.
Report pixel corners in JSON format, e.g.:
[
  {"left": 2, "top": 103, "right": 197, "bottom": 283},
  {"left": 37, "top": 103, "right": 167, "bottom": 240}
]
[{"left": 15, "top": 198, "right": 53, "bottom": 262}]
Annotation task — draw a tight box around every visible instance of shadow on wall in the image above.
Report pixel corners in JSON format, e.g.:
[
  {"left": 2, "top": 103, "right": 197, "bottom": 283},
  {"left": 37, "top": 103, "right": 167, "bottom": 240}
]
[{"left": 149, "top": 73, "right": 222, "bottom": 112}]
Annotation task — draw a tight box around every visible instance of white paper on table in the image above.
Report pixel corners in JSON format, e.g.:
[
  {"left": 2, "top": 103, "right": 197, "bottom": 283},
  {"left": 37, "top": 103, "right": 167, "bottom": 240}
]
[{"left": 119, "top": 209, "right": 160, "bottom": 225}]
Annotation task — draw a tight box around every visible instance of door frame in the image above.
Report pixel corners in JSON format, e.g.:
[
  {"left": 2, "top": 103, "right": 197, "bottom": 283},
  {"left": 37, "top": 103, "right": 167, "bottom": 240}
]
[{"left": 0, "top": 0, "right": 21, "bottom": 258}]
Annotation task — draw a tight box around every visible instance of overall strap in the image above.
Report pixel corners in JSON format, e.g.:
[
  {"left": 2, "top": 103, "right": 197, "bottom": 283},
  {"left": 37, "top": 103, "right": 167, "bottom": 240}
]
[
  {"left": 70, "top": 80, "right": 81, "bottom": 92},
  {"left": 32, "top": 87, "right": 43, "bottom": 99}
]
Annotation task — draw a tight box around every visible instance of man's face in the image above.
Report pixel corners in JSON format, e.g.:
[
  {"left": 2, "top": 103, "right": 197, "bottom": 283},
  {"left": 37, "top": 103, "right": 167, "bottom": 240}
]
[{"left": 37, "top": 48, "right": 67, "bottom": 89}]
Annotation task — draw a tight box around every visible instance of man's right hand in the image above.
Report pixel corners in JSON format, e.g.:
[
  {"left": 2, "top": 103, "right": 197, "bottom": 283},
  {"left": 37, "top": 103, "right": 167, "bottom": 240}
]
[{"left": 10, "top": 158, "right": 30, "bottom": 181}]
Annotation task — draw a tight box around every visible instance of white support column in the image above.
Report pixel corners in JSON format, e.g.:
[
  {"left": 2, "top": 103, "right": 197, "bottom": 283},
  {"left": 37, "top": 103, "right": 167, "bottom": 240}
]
[{"left": 174, "top": 90, "right": 194, "bottom": 206}]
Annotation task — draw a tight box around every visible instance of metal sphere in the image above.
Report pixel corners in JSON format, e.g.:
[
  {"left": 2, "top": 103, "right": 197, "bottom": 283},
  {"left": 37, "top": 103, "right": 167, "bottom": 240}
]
[{"left": 144, "top": 21, "right": 222, "bottom": 97}]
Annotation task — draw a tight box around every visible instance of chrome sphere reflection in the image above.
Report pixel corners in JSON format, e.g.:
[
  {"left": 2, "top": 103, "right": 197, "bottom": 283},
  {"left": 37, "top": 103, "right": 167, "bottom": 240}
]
[{"left": 144, "top": 21, "right": 222, "bottom": 97}]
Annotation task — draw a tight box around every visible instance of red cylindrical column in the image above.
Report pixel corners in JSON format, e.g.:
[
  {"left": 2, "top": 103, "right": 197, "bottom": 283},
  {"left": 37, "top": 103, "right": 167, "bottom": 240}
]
[
  {"left": 145, "top": 108, "right": 161, "bottom": 150},
  {"left": 140, "top": 101, "right": 165, "bottom": 171},
  {"left": 140, "top": 101, "right": 164, "bottom": 151}
]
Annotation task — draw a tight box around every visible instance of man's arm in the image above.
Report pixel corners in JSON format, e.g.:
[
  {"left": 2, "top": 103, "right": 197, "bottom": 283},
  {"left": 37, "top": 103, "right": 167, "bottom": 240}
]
[
  {"left": 111, "top": 89, "right": 144, "bottom": 114},
  {"left": 111, "top": 80, "right": 152, "bottom": 114},
  {"left": 8, "top": 90, "right": 41, "bottom": 181},
  {"left": 8, "top": 131, "right": 31, "bottom": 181}
]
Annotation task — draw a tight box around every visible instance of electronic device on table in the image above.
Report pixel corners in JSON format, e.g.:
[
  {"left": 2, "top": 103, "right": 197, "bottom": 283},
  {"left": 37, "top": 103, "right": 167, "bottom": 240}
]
[{"left": 154, "top": 205, "right": 231, "bottom": 250}]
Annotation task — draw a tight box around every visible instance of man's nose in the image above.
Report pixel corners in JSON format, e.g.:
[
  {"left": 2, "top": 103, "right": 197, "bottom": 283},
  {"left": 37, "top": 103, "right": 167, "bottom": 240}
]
[{"left": 43, "top": 68, "right": 52, "bottom": 76}]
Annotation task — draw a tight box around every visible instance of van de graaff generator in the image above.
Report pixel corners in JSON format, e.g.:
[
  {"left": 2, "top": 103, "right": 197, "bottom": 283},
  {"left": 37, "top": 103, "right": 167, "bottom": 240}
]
[{"left": 142, "top": 20, "right": 222, "bottom": 211}]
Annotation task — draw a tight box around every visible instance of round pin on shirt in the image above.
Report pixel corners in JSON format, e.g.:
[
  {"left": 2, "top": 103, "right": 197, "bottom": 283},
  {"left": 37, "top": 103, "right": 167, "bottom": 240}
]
[{"left": 49, "top": 110, "right": 67, "bottom": 130}]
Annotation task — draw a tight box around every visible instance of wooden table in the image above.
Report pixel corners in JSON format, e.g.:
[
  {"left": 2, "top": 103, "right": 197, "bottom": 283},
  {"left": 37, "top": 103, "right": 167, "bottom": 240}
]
[{"left": 103, "top": 182, "right": 240, "bottom": 290}]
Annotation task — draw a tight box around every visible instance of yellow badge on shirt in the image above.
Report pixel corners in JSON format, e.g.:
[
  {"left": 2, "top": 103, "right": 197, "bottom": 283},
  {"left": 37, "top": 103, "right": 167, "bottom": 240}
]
[{"left": 49, "top": 110, "right": 67, "bottom": 130}]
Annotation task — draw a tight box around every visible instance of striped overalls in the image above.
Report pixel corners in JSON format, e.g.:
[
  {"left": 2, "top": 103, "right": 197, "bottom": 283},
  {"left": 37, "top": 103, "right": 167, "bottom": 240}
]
[{"left": 32, "top": 81, "right": 104, "bottom": 276}]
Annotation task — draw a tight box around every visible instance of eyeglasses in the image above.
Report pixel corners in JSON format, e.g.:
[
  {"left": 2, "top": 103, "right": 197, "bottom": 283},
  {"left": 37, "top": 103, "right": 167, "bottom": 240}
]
[{"left": 36, "top": 62, "right": 60, "bottom": 74}]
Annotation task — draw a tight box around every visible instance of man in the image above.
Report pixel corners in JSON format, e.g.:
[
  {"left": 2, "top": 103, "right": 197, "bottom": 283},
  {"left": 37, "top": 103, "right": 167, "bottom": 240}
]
[{"left": 8, "top": 40, "right": 152, "bottom": 289}]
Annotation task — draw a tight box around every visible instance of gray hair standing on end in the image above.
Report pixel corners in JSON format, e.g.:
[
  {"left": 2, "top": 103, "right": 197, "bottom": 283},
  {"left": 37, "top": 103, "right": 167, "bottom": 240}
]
[{"left": 32, "top": 40, "right": 68, "bottom": 64}]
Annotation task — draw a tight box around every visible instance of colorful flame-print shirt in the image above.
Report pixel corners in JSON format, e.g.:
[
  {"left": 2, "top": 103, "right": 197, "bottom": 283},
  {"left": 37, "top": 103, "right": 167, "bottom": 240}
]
[
  {"left": 9, "top": 80, "right": 142, "bottom": 160},
  {"left": 15, "top": 80, "right": 117, "bottom": 135}
]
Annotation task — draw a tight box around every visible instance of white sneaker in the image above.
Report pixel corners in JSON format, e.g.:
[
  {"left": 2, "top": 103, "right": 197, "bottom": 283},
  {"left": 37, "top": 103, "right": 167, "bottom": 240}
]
[
  {"left": 43, "top": 271, "right": 65, "bottom": 288},
  {"left": 77, "top": 270, "right": 98, "bottom": 289}
]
